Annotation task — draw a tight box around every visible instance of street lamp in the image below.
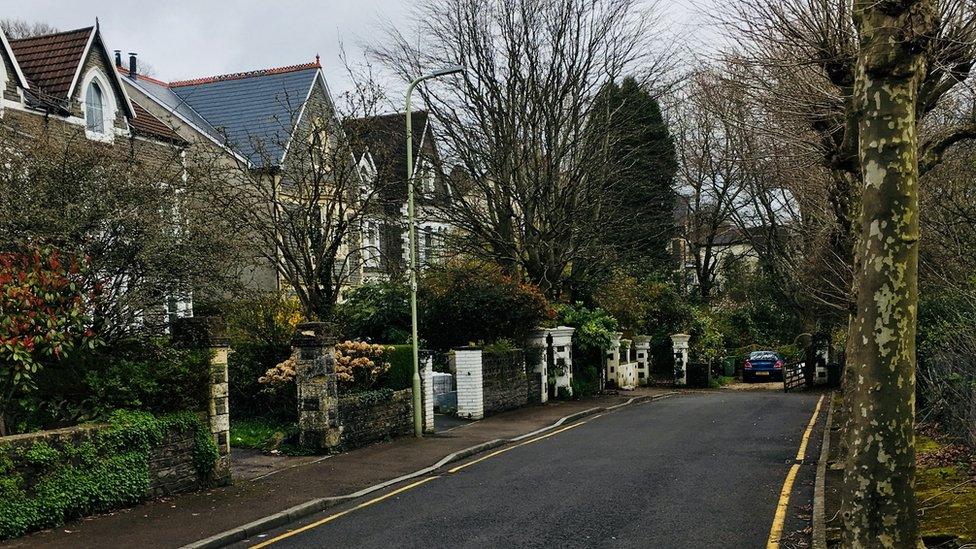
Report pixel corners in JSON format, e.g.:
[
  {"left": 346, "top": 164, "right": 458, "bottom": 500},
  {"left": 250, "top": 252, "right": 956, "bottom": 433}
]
[{"left": 406, "top": 65, "right": 465, "bottom": 438}]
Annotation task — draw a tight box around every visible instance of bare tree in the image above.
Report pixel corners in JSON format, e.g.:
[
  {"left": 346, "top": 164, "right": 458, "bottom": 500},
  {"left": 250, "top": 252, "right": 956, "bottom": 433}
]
[
  {"left": 194, "top": 72, "right": 387, "bottom": 320},
  {"left": 672, "top": 69, "right": 752, "bottom": 299},
  {"left": 715, "top": 0, "right": 976, "bottom": 312},
  {"left": 372, "top": 0, "right": 677, "bottom": 298},
  {"left": 0, "top": 19, "right": 58, "bottom": 39}
]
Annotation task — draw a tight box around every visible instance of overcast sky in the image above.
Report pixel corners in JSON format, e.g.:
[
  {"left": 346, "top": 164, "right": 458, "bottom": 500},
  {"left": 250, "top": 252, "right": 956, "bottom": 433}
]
[{"left": 1, "top": 0, "right": 715, "bottom": 103}]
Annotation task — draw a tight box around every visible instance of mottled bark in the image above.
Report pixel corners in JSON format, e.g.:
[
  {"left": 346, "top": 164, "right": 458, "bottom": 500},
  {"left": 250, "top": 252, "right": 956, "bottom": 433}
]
[{"left": 841, "top": 1, "right": 937, "bottom": 547}]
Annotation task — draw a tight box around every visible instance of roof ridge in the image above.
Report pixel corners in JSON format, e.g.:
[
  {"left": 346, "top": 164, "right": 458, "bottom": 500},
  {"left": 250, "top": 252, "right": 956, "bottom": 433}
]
[
  {"left": 115, "top": 66, "right": 170, "bottom": 87},
  {"left": 8, "top": 26, "right": 93, "bottom": 44},
  {"left": 168, "top": 60, "right": 321, "bottom": 88}
]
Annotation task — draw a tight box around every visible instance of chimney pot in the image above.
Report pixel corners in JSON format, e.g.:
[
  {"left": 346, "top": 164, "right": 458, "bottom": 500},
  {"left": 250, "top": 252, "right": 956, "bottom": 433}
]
[
  {"left": 128, "top": 53, "right": 138, "bottom": 79},
  {"left": 114, "top": 50, "right": 122, "bottom": 68}
]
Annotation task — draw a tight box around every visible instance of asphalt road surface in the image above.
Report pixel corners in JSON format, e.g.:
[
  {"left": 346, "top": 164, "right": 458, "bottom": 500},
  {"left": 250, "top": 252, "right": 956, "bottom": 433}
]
[{"left": 242, "top": 389, "right": 824, "bottom": 549}]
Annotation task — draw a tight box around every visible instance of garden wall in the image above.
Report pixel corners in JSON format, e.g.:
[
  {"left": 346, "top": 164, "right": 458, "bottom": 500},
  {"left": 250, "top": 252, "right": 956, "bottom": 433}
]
[
  {"left": 482, "top": 350, "right": 529, "bottom": 414},
  {"left": 0, "top": 412, "right": 222, "bottom": 539},
  {"left": 336, "top": 389, "right": 414, "bottom": 450}
]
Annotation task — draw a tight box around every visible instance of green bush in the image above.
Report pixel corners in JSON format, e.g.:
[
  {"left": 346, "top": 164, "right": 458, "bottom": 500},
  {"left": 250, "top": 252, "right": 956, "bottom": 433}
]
[
  {"left": 335, "top": 282, "right": 411, "bottom": 343},
  {"left": 216, "top": 294, "right": 303, "bottom": 422},
  {"left": 419, "top": 262, "right": 553, "bottom": 351},
  {"left": 8, "top": 339, "right": 212, "bottom": 433},
  {"left": 0, "top": 410, "right": 217, "bottom": 539},
  {"left": 227, "top": 341, "right": 294, "bottom": 421},
  {"left": 377, "top": 345, "right": 414, "bottom": 391}
]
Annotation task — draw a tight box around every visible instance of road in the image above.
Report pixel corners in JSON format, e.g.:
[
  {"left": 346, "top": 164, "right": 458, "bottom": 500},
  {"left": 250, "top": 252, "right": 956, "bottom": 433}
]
[{"left": 240, "top": 389, "right": 824, "bottom": 549}]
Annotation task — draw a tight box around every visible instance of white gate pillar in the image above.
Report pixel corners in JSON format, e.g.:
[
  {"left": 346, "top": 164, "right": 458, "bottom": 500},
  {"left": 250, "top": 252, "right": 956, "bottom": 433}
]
[{"left": 671, "top": 334, "right": 690, "bottom": 386}]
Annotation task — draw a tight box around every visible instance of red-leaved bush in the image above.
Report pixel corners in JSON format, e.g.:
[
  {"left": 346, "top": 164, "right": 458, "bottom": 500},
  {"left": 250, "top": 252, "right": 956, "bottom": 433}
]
[{"left": 0, "top": 244, "right": 98, "bottom": 434}]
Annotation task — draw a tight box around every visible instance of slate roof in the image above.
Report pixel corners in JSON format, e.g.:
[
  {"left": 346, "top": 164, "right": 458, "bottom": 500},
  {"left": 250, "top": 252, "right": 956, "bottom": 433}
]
[
  {"left": 135, "top": 62, "right": 320, "bottom": 167},
  {"left": 124, "top": 73, "right": 221, "bottom": 140},
  {"left": 9, "top": 27, "right": 92, "bottom": 98}
]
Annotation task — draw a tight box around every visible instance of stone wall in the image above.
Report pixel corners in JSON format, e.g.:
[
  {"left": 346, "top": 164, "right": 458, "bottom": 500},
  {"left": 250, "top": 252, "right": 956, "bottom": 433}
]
[
  {"left": 0, "top": 420, "right": 216, "bottom": 500},
  {"left": 336, "top": 389, "right": 414, "bottom": 449},
  {"left": 482, "top": 349, "right": 529, "bottom": 414},
  {"left": 147, "top": 424, "right": 213, "bottom": 496},
  {"left": 526, "top": 370, "right": 544, "bottom": 404}
]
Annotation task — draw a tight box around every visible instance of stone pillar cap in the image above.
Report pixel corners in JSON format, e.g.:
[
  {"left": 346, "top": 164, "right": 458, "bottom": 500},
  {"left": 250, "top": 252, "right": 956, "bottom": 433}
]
[
  {"left": 291, "top": 322, "right": 336, "bottom": 347},
  {"left": 633, "top": 335, "right": 652, "bottom": 345},
  {"left": 670, "top": 333, "right": 691, "bottom": 346},
  {"left": 172, "top": 316, "right": 229, "bottom": 348}
]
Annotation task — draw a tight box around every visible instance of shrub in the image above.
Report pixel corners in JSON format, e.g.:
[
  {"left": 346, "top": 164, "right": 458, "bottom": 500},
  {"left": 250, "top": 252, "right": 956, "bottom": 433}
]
[
  {"left": 6, "top": 338, "right": 211, "bottom": 434},
  {"left": 378, "top": 345, "right": 414, "bottom": 391},
  {"left": 217, "top": 294, "right": 301, "bottom": 421},
  {"left": 258, "top": 341, "right": 394, "bottom": 394},
  {"left": 0, "top": 244, "right": 99, "bottom": 435},
  {"left": 419, "top": 262, "right": 553, "bottom": 351},
  {"left": 334, "top": 282, "right": 411, "bottom": 343}
]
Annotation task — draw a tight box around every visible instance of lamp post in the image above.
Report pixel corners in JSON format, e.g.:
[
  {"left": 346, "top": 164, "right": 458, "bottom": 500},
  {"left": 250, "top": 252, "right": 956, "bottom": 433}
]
[{"left": 406, "top": 65, "right": 465, "bottom": 438}]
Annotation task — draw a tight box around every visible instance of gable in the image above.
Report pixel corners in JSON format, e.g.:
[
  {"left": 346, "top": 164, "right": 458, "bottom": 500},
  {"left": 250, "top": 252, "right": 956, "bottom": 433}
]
[
  {"left": 70, "top": 31, "right": 134, "bottom": 120},
  {"left": 0, "top": 27, "right": 28, "bottom": 101}
]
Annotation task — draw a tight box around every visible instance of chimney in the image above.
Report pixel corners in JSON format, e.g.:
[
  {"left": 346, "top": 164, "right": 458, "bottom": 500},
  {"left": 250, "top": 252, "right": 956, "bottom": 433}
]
[
  {"left": 114, "top": 50, "right": 122, "bottom": 68},
  {"left": 128, "top": 52, "right": 138, "bottom": 79}
]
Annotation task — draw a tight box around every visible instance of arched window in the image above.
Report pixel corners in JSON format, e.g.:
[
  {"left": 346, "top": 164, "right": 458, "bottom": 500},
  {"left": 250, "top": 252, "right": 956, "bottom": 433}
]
[{"left": 85, "top": 80, "right": 105, "bottom": 134}]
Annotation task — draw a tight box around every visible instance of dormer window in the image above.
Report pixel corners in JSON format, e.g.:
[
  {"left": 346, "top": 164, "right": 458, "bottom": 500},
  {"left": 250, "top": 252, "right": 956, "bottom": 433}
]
[
  {"left": 79, "top": 70, "right": 116, "bottom": 142},
  {"left": 85, "top": 81, "right": 105, "bottom": 133}
]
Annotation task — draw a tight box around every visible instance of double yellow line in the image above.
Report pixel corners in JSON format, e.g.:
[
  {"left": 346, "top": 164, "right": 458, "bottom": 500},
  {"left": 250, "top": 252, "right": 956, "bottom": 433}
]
[
  {"left": 252, "top": 417, "right": 595, "bottom": 548},
  {"left": 766, "top": 394, "right": 825, "bottom": 548}
]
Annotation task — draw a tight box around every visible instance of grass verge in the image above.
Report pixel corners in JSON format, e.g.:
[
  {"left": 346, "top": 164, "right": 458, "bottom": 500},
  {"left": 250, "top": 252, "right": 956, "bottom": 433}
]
[{"left": 915, "top": 434, "right": 976, "bottom": 547}]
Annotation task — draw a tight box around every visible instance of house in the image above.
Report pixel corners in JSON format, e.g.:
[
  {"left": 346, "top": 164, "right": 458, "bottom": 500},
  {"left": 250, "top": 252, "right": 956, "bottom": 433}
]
[
  {"left": 670, "top": 196, "right": 761, "bottom": 294},
  {"left": 344, "top": 110, "right": 455, "bottom": 282},
  {"left": 0, "top": 24, "right": 193, "bottom": 328},
  {"left": 119, "top": 56, "right": 364, "bottom": 297}
]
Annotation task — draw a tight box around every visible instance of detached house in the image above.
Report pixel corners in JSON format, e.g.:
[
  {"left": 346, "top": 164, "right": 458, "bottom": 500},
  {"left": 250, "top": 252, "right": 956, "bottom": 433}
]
[
  {"left": 120, "top": 57, "right": 364, "bottom": 298},
  {"left": 344, "top": 111, "right": 455, "bottom": 282},
  {"left": 0, "top": 24, "right": 194, "bottom": 328}
]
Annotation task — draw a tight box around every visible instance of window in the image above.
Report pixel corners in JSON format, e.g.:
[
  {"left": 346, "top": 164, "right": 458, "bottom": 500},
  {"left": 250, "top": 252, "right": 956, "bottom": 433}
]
[
  {"left": 85, "top": 80, "right": 105, "bottom": 134},
  {"left": 363, "top": 220, "right": 380, "bottom": 269},
  {"left": 423, "top": 227, "right": 433, "bottom": 263}
]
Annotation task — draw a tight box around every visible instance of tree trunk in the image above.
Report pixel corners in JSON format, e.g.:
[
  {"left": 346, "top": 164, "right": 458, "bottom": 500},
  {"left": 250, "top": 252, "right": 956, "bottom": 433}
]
[{"left": 841, "top": 2, "right": 936, "bottom": 547}]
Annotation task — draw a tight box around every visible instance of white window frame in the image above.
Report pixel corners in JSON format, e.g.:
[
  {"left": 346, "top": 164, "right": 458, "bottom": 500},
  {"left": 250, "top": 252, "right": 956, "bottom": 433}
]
[{"left": 79, "top": 69, "right": 117, "bottom": 142}]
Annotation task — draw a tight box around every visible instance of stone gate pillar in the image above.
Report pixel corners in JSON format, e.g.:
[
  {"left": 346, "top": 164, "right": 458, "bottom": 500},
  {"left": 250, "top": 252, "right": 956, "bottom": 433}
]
[
  {"left": 171, "top": 316, "right": 231, "bottom": 485},
  {"left": 671, "top": 333, "right": 690, "bottom": 386},
  {"left": 292, "top": 322, "right": 340, "bottom": 450}
]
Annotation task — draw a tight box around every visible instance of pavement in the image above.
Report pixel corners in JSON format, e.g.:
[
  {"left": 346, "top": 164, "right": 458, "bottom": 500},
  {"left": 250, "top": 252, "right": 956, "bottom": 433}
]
[
  {"left": 234, "top": 387, "right": 826, "bottom": 549},
  {"left": 4, "top": 388, "right": 670, "bottom": 549}
]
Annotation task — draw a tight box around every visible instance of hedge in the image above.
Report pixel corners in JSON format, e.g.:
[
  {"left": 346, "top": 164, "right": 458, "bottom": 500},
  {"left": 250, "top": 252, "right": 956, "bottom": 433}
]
[
  {"left": 379, "top": 345, "right": 414, "bottom": 391},
  {"left": 0, "top": 410, "right": 217, "bottom": 540}
]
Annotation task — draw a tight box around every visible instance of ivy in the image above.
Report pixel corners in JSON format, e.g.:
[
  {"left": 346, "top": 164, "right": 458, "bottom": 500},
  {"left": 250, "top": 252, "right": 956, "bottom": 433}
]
[{"left": 0, "top": 410, "right": 218, "bottom": 539}]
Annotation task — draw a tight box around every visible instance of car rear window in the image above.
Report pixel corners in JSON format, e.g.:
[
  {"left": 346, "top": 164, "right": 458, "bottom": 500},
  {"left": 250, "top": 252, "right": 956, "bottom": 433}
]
[{"left": 749, "top": 351, "right": 778, "bottom": 360}]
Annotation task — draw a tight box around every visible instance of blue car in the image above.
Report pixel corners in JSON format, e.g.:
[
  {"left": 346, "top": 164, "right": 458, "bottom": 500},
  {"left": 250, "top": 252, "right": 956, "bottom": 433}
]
[{"left": 743, "top": 350, "right": 784, "bottom": 382}]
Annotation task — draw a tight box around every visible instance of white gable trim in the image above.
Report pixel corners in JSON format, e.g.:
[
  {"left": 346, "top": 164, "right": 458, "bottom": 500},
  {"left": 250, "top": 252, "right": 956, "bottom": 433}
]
[
  {"left": 66, "top": 28, "right": 135, "bottom": 119},
  {"left": 0, "top": 26, "right": 29, "bottom": 90},
  {"left": 276, "top": 69, "right": 320, "bottom": 166}
]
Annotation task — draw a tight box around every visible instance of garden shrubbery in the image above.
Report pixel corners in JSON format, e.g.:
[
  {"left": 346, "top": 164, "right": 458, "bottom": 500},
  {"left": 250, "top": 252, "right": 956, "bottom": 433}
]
[{"left": 419, "top": 261, "right": 554, "bottom": 351}]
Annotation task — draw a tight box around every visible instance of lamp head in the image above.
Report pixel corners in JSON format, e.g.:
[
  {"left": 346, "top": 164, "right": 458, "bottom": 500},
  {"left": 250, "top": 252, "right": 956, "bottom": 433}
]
[{"left": 426, "top": 65, "right": 466, "bottom": 78}]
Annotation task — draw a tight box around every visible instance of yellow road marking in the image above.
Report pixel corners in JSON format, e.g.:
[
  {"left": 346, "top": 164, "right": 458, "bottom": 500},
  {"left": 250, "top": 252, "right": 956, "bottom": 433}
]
[
  {"left": 766, "top": 394, "right": 825, "bottom": 548},
  {"left": 250, "top": 417, "right": 595, "bottom": 547},
  {"left": 795, "top": 395, "right": 824, "bottom": 461},
  {"left": 448, "top": 421, "right": 588, "bottom": 474},
  {"left": 250, "top": 476, "right": 439, "bottom": 548}
]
